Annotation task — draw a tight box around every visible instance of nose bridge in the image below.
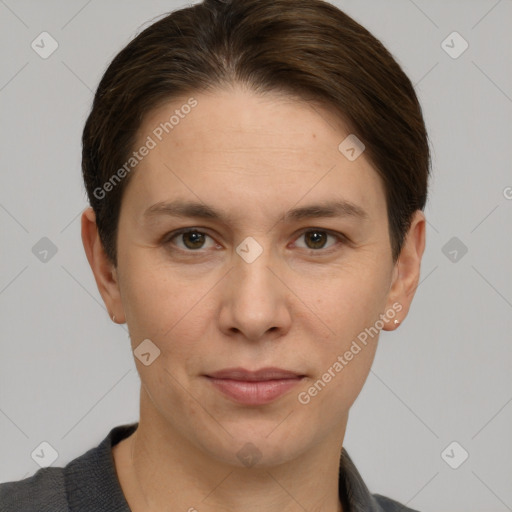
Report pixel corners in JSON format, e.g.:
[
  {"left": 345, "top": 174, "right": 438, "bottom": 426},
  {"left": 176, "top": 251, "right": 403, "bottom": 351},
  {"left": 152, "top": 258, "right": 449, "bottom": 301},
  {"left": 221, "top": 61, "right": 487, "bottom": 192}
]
[
  {"left": 233, "top": 236, "right": 275, "bottom": 303},
  {"left": 220, "top": 235, "right": 288, "bottom": 339}
]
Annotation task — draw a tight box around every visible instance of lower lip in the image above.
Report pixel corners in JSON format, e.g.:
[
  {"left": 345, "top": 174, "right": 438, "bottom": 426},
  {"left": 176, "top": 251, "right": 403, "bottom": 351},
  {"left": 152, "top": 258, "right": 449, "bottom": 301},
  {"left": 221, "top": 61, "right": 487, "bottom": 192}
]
[{"left": 206, "top": 377, "right": 303, "bottom": 405}]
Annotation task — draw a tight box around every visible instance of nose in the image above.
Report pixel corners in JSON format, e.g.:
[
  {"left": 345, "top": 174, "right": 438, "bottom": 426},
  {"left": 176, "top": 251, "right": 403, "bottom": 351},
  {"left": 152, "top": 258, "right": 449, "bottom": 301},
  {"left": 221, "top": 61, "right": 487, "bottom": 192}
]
[{"left": 218, "top": 245, "right": 292, "bottom": 342}]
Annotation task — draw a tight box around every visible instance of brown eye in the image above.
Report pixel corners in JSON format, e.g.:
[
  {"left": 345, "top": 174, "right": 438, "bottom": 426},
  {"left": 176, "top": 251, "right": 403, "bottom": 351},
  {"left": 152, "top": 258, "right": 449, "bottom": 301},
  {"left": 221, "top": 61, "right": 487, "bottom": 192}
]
[
  {"left": 304, "top": 230, "right": 328, "bottom": 249},
  {"left": 294, "top": 229, "right": 341, "bottom": 251},
  {"left": 182, "top": 231, "right": 206, "bottom": 249},
  {"left": 165, "top": 229, "right": 217, "bottom": 251}
]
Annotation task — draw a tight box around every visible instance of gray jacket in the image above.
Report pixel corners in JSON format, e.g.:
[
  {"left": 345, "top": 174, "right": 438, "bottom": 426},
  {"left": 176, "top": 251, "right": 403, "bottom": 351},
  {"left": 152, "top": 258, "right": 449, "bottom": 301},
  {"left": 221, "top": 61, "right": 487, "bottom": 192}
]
[{"left": 0, "top": 423, "right": 419, "bottom": 511}]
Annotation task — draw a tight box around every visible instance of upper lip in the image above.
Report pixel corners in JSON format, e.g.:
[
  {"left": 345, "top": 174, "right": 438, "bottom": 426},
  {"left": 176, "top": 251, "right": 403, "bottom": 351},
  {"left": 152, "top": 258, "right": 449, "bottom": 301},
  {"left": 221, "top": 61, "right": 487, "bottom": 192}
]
[{"left": 206, "top": 367, "right": 304, "bottom": 381}]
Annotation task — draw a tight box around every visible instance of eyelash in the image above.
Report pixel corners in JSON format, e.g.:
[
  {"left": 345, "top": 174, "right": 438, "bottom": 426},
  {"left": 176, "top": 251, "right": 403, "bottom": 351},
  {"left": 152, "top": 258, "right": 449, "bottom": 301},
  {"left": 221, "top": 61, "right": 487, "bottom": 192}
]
[{"left": 162, "top": 227, "right": 349, "bottom": 255}]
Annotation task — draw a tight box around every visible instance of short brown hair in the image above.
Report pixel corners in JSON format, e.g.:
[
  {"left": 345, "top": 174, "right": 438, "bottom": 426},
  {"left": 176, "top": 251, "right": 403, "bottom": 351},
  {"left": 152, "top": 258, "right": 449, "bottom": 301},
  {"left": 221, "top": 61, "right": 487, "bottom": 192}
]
[{"left": 82, "top": 0, "right": 431, "bottom": 266}]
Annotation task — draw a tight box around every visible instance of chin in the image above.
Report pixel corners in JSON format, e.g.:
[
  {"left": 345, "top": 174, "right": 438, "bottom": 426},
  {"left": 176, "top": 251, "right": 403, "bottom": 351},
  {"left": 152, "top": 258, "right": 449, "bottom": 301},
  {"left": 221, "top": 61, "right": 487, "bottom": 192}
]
[{"left": 199, "top": 422, "right": 313, "bottom": 469}]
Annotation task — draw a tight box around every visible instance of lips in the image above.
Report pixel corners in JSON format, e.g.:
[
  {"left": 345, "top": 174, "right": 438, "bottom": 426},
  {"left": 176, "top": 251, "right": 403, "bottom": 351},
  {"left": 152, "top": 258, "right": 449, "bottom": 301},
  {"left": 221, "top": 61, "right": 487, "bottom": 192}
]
[
  {"left": 204, "top": 367, "right": 305, "bottom": 405},
  {"left": 207, "top": 367, "right": 304, "bottom": 381}
]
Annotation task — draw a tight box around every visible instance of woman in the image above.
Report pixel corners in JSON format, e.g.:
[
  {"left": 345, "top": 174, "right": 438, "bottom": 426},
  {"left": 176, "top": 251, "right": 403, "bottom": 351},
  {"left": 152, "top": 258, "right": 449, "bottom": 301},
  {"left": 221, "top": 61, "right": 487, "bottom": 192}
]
[{"left": 0, "top": 0, "right": 429, "bottom": 510}]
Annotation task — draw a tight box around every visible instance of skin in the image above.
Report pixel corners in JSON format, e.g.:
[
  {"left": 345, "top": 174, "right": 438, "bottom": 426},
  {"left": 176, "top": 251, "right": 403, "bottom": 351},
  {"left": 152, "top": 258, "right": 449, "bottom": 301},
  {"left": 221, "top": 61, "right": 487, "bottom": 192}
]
[{"left": 81, "top": 84, "right": 426, "bottom": 512}]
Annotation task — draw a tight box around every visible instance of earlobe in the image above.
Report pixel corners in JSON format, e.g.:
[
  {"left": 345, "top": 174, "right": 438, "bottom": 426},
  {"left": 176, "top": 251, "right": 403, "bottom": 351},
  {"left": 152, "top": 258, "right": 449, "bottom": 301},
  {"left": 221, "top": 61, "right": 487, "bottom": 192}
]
[
  {"left": 382, "top": 210, "right": 426, "bottom": 331},
  {"left": 81, "top": 207, "right": 126, "bottom": 323}
]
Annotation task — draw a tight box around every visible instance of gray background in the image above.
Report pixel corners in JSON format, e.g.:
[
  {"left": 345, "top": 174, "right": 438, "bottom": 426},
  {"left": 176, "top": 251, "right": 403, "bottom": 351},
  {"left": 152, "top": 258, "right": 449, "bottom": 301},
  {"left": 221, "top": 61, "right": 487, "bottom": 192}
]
[{"left": 0, "top": 1, "right": 511, "bottom": 510}]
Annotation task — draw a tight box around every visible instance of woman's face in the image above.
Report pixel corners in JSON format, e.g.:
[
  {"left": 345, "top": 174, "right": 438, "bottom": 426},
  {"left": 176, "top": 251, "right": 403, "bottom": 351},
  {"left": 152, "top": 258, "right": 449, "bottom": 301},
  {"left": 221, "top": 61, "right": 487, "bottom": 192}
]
[{"left": 93, "top": 86, "right": 424, "bottom": 467}]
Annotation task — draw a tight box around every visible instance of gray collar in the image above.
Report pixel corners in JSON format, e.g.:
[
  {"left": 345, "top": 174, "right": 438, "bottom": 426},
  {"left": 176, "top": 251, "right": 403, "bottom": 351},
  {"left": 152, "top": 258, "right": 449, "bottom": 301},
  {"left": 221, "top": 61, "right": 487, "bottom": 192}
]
[{"left": 63, "top": 423, "right": 418, "bottom": 512}]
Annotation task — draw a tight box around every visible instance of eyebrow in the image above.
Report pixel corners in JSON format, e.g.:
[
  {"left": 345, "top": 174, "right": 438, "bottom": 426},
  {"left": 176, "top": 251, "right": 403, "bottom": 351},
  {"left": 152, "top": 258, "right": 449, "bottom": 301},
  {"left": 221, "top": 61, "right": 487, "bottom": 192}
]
[{"left": 143, "top": 199, "right": 369, "bottom": 225}]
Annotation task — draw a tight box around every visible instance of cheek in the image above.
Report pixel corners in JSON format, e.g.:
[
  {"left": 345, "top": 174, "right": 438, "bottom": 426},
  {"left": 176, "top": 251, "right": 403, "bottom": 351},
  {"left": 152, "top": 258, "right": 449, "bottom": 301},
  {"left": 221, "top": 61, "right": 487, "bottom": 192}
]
[
  {"left": 312, "top": 348, "right": 377, "bottom": 420},
  {"left": 299, "top": 294, "right": 382, "bottom": 419},
  {"left": 118, "top": 255, "right": 187, "bottom": 338},
  {"left": 306, "top": 259, "right": 390, "bottom": 340},
  {"left": 298, "top": 258, "right": 389, "bottom": 394},
  {"left": 119, "top": 257, "right": 217, "bottom": 365}
]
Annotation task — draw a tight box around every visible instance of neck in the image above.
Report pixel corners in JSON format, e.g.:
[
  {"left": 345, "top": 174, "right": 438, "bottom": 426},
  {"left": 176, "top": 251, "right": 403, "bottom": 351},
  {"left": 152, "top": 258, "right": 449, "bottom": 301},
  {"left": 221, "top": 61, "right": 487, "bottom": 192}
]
[{"left": 114, "top": 395, "right": 346, "bottom": 512}]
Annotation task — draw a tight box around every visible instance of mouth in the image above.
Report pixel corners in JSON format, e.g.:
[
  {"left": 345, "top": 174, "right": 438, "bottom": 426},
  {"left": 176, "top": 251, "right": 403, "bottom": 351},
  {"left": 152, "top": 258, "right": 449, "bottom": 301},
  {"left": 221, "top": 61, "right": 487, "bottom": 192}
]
[{"left": 204, "top": 367, "right": 306, "bottom": 405}]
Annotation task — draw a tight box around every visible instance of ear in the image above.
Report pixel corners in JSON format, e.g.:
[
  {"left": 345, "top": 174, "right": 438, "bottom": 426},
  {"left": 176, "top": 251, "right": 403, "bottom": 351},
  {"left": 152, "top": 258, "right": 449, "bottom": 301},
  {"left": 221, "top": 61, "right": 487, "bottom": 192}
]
[
  {"left": 81, "top": 207, "right": 126, "bottom": 323},
  {"left": 382, "top": 209, "right": 426, "bottom": 331}
]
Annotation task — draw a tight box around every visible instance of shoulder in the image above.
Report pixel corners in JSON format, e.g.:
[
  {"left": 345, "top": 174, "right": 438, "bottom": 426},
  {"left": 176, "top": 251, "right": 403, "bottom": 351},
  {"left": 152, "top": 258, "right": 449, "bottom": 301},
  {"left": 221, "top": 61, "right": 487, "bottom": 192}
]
[
  {"left": 0, "top": 467, "right": 69, "bottom": 512},
  {"left": 339, "top": 447, "right": 421, "bottom": 512},
  {"left": 0, "top": 423, "right": 137, "bottom": 512},
  {"left": 373, "top": 493, "right": 421, "bottom": 512}
]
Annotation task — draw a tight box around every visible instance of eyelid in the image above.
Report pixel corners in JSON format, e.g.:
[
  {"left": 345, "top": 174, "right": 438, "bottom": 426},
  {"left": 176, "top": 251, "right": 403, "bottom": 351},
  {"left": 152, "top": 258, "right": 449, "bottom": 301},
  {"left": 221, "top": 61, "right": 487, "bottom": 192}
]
[
  {"left": 162, "top": 227, "right": 217, "bottom": 248},
  {"left": 163, "top": 226, "right": 349, "bottom": 253},
  {"left": 291, "top": 227, "right": 349, "bottom": 251}
]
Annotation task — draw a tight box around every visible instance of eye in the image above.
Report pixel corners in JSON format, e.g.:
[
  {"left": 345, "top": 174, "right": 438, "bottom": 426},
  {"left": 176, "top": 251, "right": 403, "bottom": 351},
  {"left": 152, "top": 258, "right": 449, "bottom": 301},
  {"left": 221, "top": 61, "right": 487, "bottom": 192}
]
[
  {"left": 293, "top": 229, "right": 345, "bottom": 251},
  {"left": 163, "top": 227, "right": 348, "bottom": 254},
  {"left": 165, "top": 228, "right": 218, "bottom": 251}
]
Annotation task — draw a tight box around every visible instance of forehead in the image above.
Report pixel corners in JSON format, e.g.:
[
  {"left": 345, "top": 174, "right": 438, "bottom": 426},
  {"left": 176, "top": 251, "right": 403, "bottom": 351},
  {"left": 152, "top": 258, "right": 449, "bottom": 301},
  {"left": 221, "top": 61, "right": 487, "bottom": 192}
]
[{"left": 124, "top": 87, "right": 387, "bottom": 224}]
